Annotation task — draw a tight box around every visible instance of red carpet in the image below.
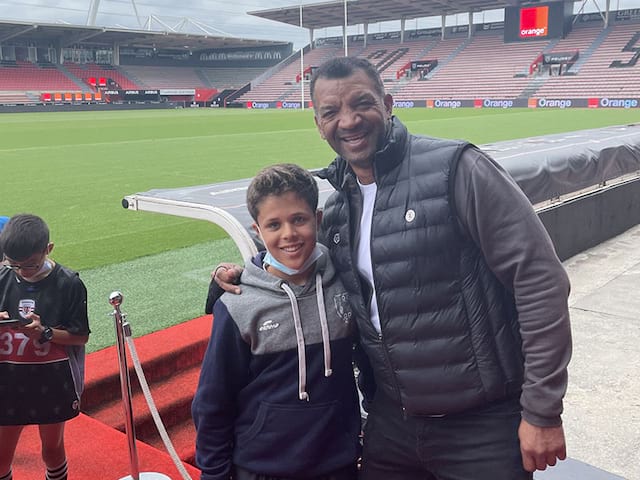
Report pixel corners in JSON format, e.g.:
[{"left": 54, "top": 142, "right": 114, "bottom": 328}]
[
  {"left": 11, "top": 315, "right": 212, "bottom": 480},
  {"left": 12, "top": 414, "right": 200, "bottom": 479}
]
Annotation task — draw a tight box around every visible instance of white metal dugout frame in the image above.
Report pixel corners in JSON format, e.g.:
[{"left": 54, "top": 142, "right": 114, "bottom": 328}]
[{"left": 121, "top": 195, "right": 259, "bottom": 260}]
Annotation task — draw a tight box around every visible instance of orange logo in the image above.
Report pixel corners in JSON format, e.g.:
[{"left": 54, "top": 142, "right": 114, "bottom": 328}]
[{"left": 520, "top": 6, "right": 549, "bottom": 38}]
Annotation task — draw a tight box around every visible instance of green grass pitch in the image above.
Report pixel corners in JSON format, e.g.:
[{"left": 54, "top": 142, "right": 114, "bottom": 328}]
[{"left": 1, "top": 107, "right": 639, "bottom": 351}]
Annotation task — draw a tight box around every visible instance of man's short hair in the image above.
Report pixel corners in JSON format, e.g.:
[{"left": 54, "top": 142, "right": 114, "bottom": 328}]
[
  {"left": 310, "top": 57, "right": 385, "bottom": 103},
  {"left": 0, "top": 214, "right": 50, "bottom": 261},
  {"left": 247, "top": 163, "right": 319, "bottom": 222}
]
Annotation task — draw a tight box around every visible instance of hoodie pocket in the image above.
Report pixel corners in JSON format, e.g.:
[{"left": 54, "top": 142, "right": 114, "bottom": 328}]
[{"left": 235, "top": 400, "right": 357, "bottom": 473}]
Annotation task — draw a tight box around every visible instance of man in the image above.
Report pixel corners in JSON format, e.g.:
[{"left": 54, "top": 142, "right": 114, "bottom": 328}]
[{"left": 214, "top": 56, "right": 572, "bottom": 480}]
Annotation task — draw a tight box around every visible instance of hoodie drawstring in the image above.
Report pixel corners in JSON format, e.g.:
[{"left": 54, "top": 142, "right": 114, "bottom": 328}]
[
  {"left": 315, "top": 274, "right": 333, "bottom": 377},
  {"left": 281, "top": 282, "right": 309, "bottom": 401},
  {"left": 280, "top": 273, "right": 333, "bottom": 402}
]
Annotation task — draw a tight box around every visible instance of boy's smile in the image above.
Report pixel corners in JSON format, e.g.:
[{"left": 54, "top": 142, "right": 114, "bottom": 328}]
[{"left": 253, "top": 191, "right": 320, "bottom": 285}]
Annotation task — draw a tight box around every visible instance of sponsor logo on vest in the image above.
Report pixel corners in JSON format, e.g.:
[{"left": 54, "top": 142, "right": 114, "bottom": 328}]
[
  {"left": 258, "top": 320, "right": 280, "bottom": 332},
  {"left": 405, "top": 209, "right": 416, "bottom": 222},
  {"left": 333, "top": 233, "right": 340, "bottom": 244}
]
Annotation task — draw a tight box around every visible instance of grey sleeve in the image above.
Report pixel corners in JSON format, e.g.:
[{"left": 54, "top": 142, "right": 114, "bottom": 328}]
[{"left": 454, "top": 147, "right": 572, "bottom": 427}]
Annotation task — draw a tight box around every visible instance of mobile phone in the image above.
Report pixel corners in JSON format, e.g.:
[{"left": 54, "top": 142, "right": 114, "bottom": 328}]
[{"left": 0, "top": 318, "right": 28, "bottom": 326}]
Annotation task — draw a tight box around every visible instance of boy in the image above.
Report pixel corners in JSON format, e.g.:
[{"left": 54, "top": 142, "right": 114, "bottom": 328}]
[
  {"left": 0, "top": 214, "right": 90, "bottom": 480},
  {"left": 192, "top": 164, "right": 361, "bottom": 480}
]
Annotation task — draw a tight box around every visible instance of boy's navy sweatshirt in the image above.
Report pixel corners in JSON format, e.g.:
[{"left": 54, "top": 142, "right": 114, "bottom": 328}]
[{"left": 192, "top": 244, "right": 361, "bottom": 480}]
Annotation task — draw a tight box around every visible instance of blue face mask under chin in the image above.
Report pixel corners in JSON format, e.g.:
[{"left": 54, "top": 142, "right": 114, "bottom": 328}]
[
  {"left": 263, "top": 244, "right": 324, "bottom": 276},
  {"left": 21, "top": 259, "right": 53, "bottom": 282}
]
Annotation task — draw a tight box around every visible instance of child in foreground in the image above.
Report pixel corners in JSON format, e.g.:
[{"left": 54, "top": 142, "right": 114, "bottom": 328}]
[
  {"left": 0, "top": 214, "right": 90, "bottom": 480},
  {"left": 192, "top": 163, "right": 361, "bottom": 480}
]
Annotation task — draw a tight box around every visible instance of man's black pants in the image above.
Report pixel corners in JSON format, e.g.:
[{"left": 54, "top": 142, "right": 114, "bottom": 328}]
[{"left": 359, "top": 394, "right": 533, "bottom": 480}]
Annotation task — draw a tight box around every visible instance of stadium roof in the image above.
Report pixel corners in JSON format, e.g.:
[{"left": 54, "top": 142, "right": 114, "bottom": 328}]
[
  {"left": 249, "top": 0, "right": 571, "bottom": 30},
  {"left": 0, "top": 20, "right": 289, "bottom": 52}
]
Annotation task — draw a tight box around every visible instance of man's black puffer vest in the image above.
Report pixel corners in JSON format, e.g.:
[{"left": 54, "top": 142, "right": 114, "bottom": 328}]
[{"left": 317, "top": 117, "right": 524, "bottom": 416}]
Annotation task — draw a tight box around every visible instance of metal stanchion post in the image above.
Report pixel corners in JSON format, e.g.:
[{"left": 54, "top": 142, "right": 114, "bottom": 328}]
[{"left": 109, "top": 291, "right": 171, "bottom": 480}]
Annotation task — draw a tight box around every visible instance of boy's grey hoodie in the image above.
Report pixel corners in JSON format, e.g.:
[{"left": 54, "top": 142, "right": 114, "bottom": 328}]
[{"left": 192, "top": 244, "right": 362, "bottom": 480}]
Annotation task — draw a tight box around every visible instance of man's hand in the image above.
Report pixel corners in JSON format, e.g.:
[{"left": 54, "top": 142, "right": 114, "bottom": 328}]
[
  {"left": 518, "top": 418, "right": 567, "bottom": 472},
  {"left": 212, "top": 263, "right": 244, "bottom": 295}
]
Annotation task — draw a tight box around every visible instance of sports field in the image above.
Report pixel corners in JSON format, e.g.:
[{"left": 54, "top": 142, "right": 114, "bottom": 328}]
[{"left": 2, "top": 107, "right": 640, "bottom": 351}]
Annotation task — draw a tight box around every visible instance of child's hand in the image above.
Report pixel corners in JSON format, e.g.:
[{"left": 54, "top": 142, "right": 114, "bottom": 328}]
[{"left": 14, "top": 312, "right": 42, "bottom": 339}]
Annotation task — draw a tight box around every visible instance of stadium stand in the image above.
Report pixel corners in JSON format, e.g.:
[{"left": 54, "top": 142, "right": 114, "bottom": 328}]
[
  {"left": 356, "top": 41, "right": 412, "bottom": 78},
  {"left": 534, "top": 20, "right": 640, "bottom": 98},
  {"left": 380, "top": 39, "right": 439, "bottom": 82},
  {"left": 119, "top": 65, "right": 271, "bottom": 91},
  {"left": 399, "top": 31, "right": 549, "bottom": 99},
  {"left": 392, "top": 25, "right": 605, "bottom": 101},
  {"left": 0, "top": 60, "right": 80, "bottom": 91},
  {"left": 200, "top": 66, "right": 270, "bottom": 89},
  {"left": 64, "top": 62, "right": 140, "bottom": 90},
  {"left": 235, "top": 45, "right": 341, "bottom": 104},
  {"left": 280, "top": 18, "right": 640, "bottom": 103},
  {"left": 2, "top": 13, "right": 640, "bottom": 107},
  {"left": 0, "top": 91, "right": 37, "bottom": 105},
  {"left": 120, "top": 65, "right": 210, "bottom": 89}
]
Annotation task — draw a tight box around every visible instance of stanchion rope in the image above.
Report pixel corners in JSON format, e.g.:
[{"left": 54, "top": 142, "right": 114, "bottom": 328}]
[{"left": 125, "top": 332, "right": 194, "bottom": 480}]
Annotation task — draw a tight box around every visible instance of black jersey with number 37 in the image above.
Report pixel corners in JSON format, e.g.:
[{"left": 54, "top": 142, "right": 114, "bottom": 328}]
[{"left": 0, "top": 263, "right": 90, "bottom": 425}]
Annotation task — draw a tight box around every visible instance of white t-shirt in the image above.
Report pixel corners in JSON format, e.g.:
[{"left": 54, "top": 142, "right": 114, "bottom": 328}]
[{"left": 356, "top": 180, "right": 382, "bottom": 334}]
